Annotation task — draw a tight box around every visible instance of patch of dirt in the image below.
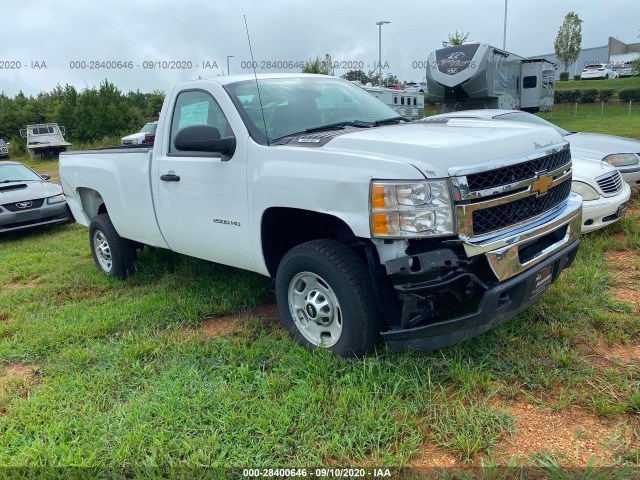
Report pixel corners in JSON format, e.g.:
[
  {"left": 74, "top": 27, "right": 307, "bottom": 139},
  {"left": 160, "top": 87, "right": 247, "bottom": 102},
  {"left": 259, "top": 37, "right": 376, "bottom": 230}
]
[
  {"left": 201, "top": 315, "right": 245, "bottom": 339},
  {"left": 585, "top": 340, "right": 640, "bottom": 368},
  {"left": 410, "top": 443, "right": 463, "bottom": 468},
  {"left": 196, "top": 303, "right": 281, "bottom": 339},
  {"left": 0, "top": 364, "right": 39, "bottom": 404},
  {"left": 0, "top": 364, "right": 35, "bottom": 382},
  {"left": 3, "top": 279, "right": 39, "bottom": 290},
  {"left": 605, "top": 250, "right": 639, "bottom": 314},
  {"left": 494, "top": 400, "right": 621, "bottom": 465},
  {"left": 51, "top": 285, "right": 108, "bottom": 303}
]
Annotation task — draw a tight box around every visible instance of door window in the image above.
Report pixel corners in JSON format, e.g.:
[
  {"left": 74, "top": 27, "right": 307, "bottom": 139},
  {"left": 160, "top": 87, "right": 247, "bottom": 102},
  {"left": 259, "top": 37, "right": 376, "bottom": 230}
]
[{"left": 169, "top": 90, "right": 233, "bottom": 154}]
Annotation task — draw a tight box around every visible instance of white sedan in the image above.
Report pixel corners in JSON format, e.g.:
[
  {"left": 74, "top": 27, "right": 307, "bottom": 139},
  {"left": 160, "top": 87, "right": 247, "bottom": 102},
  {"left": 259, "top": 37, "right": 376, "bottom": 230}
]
[
  {"left": 580, "top": 64, "right": 618, "bottom": 80},
  {"left": 421, "top": 110, "right": 632, "bottom": 233}
]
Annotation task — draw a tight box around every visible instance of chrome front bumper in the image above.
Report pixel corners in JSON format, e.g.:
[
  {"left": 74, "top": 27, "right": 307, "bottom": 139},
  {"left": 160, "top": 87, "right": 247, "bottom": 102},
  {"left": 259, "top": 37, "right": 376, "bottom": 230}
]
[{"left": 462, "top": 193, "right": 583, "bottom": 281}]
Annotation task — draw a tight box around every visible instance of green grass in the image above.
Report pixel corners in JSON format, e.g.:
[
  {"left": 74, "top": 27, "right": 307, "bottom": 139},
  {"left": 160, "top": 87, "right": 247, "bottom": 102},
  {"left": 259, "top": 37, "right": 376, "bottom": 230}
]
[
  {"left": 1, "top": 147, "right": 640, "bottom": 469},
  {"left": 554, "top": 76, "right": 640, "bottom": 92},
  {"left": 538, "top": 103, "right": 640, "bottom": 139}
]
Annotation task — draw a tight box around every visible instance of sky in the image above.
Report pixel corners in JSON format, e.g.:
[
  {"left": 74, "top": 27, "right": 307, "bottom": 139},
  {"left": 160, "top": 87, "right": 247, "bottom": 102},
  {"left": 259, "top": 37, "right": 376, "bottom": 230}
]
[{"left": 1, "top": 0, "right": 639, "bottom": 97}]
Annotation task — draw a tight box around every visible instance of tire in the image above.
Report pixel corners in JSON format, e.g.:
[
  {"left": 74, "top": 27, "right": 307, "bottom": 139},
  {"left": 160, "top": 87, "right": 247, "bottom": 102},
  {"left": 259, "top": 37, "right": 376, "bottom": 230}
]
[
  {"left": 89, "top": 213, "right": 136, "bottom": 279},
  {"left": 275, "top": 239, "right": 380, "bottom": 357}
]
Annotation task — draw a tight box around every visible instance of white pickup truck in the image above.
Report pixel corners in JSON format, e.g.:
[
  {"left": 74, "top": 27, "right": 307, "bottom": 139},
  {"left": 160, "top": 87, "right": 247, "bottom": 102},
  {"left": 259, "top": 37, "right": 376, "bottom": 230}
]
[{"left": 60, "top": 73, "right": 583, "bottom": 356}]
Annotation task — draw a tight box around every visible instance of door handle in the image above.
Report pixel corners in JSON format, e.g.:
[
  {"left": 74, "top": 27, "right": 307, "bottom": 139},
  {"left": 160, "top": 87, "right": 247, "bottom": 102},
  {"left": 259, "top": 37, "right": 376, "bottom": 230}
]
[{"left": 160, "top": 174, "right": 181, "bottom": 182}]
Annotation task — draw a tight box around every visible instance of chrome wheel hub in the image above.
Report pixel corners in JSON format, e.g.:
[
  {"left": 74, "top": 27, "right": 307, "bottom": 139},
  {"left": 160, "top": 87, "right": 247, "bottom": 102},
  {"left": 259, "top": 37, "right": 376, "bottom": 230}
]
[
  {"left": 93, "top": 230, "right": 112, "bottom": 272},
  {"left": 288, "top": 272, "right": 342, "bottom": 347}
]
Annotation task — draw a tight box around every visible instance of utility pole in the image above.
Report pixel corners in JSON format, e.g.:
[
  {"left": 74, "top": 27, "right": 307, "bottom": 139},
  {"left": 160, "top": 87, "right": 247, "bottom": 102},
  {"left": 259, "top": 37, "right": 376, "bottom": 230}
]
[{"left": 376, "top": 21, "right": 390, "bottom": 86}]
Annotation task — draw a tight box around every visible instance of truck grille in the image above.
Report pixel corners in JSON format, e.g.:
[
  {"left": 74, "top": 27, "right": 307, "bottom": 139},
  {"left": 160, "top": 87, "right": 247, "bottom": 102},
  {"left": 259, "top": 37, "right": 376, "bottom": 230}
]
[
  {"left": 466, "top": 149, "right": 571, "bottom": 192},
  {"left": 472, "top": 181, "right": 572, "bottom": 235},
  {"left": 596, "top": 170, "right": 623, "bottom": 195},
  {"left": 451, "top": 143, "right": 574, "bottom": 239},
  {"left": 1, "top": 198, "right": 45, "bottom": 212}
]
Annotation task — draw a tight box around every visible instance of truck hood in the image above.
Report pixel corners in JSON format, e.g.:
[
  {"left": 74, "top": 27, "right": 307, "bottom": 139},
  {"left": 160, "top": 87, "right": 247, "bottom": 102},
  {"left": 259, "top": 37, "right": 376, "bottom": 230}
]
[
  {"left": 567, "top": 132, "right": 640, "bottom": 159},
  {"left": 0, "top": 180, "right": 62, "bottom": 203},
  {"left": 323, "top": 120, "right": 565, "bottom": 177}
]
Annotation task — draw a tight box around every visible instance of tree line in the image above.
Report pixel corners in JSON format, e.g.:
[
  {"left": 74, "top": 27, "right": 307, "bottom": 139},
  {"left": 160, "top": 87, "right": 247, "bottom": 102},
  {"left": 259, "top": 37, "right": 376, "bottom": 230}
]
[{"left": 0, "top": 80, "right": 165, "bottom": 146}]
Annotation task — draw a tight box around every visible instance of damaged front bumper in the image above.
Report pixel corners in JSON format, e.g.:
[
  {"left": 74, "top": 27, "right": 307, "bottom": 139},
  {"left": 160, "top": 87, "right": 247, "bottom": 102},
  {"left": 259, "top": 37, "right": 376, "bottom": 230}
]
[{"left": 380, "top": 195, "right": 583, "bottom": 352}]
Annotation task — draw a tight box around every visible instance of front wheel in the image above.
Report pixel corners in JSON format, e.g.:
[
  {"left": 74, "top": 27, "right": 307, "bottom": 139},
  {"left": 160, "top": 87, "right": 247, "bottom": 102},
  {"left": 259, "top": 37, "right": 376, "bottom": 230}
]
[
  {"left": 89, "top": 213, "right": 136, "bottom": 279},
  {"left": 275, "top": 240, "right": 380, "bottom": 357}
]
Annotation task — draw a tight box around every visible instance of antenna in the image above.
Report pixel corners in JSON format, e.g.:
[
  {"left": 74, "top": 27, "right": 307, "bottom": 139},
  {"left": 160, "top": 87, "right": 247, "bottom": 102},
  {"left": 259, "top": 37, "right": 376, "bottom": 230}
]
[{"left": 244, "top": 15, "right": 270, "bottom": 146}]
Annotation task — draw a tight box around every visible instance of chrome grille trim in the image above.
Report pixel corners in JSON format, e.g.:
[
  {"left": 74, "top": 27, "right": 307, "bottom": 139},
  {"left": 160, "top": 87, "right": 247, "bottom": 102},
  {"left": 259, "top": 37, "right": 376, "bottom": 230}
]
[
  {"left": 448, "top": 142, "right": 569, "bottom": 183},
  {"left": 596, "top": 170, "right": 623, "bottom": 196},
  {"left": 455, "top": 171, "right": 572, "bottom": 241}
]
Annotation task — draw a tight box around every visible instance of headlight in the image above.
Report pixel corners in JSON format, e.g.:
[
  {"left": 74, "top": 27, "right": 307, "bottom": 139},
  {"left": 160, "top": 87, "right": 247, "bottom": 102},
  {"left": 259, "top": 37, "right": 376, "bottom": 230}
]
[
  {"left": 370, "top": 180, "right": 455, "bottom": 237},
  {"left": 603, "top": 153, "right": 639, "bottom": 167},
  {"left": 47, "top": 193, "right": 66, "bottom": 204},
  {"left": 571, "top": 181, "right": 599, "bottom": 201}
]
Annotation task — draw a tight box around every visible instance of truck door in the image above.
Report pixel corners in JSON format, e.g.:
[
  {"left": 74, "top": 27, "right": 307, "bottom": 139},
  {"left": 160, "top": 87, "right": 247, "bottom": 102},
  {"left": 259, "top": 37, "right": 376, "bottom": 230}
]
[{"left": 153, "top": 88, "right": 255, "bottom": 271}]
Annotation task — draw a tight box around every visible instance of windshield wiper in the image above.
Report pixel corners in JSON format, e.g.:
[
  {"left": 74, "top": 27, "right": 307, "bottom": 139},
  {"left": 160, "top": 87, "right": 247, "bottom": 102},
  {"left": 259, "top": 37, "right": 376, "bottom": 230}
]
[
  {"left": 0, "top": 179, "right": 34, "bottom": 183},
  {"left": 371, "top": 116, "right": 412, "bottom": 126},
  {"left": 305, "top": 120, "right": 374, "bottom": 133},
  {"left": 270, "top": 121, "right": 373, "bottom": 142},
  {"left": 271, "top": 117, "right": 411, "bottom": 142}
]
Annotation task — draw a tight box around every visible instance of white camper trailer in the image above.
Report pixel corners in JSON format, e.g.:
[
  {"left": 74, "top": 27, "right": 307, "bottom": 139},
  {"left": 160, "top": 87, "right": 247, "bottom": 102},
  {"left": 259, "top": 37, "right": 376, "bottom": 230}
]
[
  {"left": 19, "top": 123, "right": 72, "bottom": 159},
  {"left": 362, "top": 86, "right": 425, "bottom": 119},
  {"left": 425, "top": 43, "right": 556, "bottom": 112}
]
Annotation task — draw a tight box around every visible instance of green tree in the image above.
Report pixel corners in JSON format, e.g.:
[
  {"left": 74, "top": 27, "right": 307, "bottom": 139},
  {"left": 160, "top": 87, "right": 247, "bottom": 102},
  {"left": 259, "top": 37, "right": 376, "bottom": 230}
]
[
  {"left": 385, "top": 74, "right": 399, "bottom": 86},
  {"left": 302, "top": 54, "right": 332, "bottom": 75},
  {"left": 554, "top": 11, "right": 583, "bottom": 75},
  {"left": 442, "top": 30, "right": 469, "bottom": 47},
  {"left": 342, "top": 69, "right": 378, "bottom": 84}
]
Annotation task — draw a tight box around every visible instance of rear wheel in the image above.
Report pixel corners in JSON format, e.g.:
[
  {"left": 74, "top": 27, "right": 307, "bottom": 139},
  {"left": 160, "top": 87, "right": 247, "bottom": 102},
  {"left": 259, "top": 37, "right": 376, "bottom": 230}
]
[
  {"left": 275, "top": 240, "right": 380, "bottom": 357},
  {"left": 89, "top": 213, "right": 136, "bottom": 279}
]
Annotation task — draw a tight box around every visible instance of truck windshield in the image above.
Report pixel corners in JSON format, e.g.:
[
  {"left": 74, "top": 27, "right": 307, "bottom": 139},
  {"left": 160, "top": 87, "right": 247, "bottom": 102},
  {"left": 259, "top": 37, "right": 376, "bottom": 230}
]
[
  {"left": 141, "top": 123, "right": 157, "bottom": 133},
  {"left": 0, "top": 164, "right": 42, "bottom": 183},
  {"left": 226, "top": 76, "right": 399, "bottom": 143}
]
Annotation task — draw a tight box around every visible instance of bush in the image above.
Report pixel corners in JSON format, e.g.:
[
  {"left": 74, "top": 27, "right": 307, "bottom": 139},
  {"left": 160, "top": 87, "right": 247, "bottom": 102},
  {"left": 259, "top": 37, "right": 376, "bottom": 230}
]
[
  {"left": 555, "top": 89, "right": 581, "bottom": 103},
  {"left": 559, "top": 72, "right": 570, "bottom": 81},
  {"left": 618, "top": 88, "right": 640, "bottom": 102},
  {"left": 573, "top": 75, "right": 581, "bottom": 81},
  {"left": 580, "top": 89, "right": 598, "bottom": 103},
  {"left": 598, "top": 89, "right": 615, "bottom": 102}
]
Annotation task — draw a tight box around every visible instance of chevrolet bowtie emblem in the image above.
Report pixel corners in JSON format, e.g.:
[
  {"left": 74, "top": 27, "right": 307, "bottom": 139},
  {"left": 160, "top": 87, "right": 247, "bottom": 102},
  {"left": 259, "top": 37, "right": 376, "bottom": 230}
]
[{"left": 531, "top": 174, "right": 553, "bottom": 196}]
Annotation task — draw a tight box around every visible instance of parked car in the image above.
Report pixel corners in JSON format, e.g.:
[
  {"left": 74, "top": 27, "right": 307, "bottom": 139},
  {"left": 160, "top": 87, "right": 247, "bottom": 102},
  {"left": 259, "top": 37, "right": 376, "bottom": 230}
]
[
  {"left": 0, "top": 139, "right": 9, "bottom": 158},
  {"left": 580, "top": 64, "right": 618, "bottom": 80},
  {"left": 421, "top": 109, "right": 640, "bottom": 189},
  {"left": 421, "top": 110, "right": 631, "bottom": 232},
  {"left": 121, "top": 121, "right": 158, "bottom": 145},
  {"left": 0, "top": 161, "right": 72, "bottom": 233},
  {"left": 61, "top": 74, "right": 582, "bottom": 356},
  {"left": 614, "top": 61, "right": 638, "bottom": 78},
  {"left": 405, "top": 82, "right": 427, "bottom": 93}
]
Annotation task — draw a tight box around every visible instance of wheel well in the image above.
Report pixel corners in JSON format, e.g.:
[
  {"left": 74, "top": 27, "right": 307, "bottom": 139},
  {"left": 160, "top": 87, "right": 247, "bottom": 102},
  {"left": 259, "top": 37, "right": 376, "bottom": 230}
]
[
  {"left": 261, "top": 207, "right": 358, "bottom": 277},
  {"left": 77, "top": 187, "right": 107, "bottom": 220}
]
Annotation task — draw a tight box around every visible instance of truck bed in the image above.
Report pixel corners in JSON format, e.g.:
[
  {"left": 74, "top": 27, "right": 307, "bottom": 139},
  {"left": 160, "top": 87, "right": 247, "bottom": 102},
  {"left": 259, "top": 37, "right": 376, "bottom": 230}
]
[{"left": 60, "top": 145, "right": 167, "bottom": 248}]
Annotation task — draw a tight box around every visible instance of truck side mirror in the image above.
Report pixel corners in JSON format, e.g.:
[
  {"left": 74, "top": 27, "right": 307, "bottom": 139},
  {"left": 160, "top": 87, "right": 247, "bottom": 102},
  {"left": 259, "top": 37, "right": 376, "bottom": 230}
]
[{"left": 174, "top": 125, "right": 236, "bottom": 161}]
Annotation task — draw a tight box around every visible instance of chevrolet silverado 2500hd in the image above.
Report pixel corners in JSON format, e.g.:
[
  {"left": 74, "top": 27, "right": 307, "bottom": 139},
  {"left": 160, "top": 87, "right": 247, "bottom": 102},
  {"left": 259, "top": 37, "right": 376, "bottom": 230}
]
[{"left": 60, "top": 74, "right": 582, "bottom": 356}]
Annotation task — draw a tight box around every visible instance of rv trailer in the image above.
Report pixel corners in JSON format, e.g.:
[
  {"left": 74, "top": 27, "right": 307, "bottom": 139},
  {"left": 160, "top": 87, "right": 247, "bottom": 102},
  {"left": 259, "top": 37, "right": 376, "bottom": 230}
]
[
  {"left": 19, "top": 123, "right": 72, "bottom": 159},
  {"left": 425, "top": 43, "right": 556, "bottom": 112},
  {"left": 362, "top": 86, "right": 425, "bottom": 119}
]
